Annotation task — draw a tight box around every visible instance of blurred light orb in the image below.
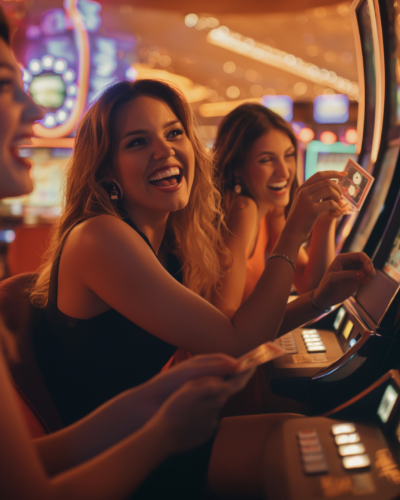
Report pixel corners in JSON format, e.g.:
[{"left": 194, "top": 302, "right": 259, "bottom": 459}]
[
  {"left": 226, "top": 86, "right": 240, "bottom": 99},
  {"left": 159, "top": 55, "right": 171, "bottom": 67},
  {"left": 22, "top": 69, "right": 32, "bottom": 83},
  {"left": 28, "top": 59, "right": 42, "bottom": 75},
  {"left": 298, "top": 127, "right": 315, "bottom": 143},
  {"left": 64, "top": 98, "right": 75, "bottom": 110},
  {"left": 185, "top": 14, "right": 198, "bottom": 27},
  {"left": 293, "top": 82, "right": 307, "bottom": 96},
  {"left": 56, "top": 109, "right": 68, "bottom": 123},
  {"left": 223, "top": 61, "right": 236, "bottom": 74},
  {"left": 345, "top": 128, "right": 357, "bottom": 144},
  {"left": 67, "top": 84, "right": 77, "bottom": 96},
  {"left": 245, "top": 69, "right": 258, "bottom": 82},
  {"left": 54, "top": 59, "right": 67, "bottom": 74},
  {"left": 320, "top": 131, "right": 337, "bottom": 144},
  {"left": 63, "top": 69, "right": 76, "bottom": 82},
  {"left": 207, "top": 17, "right": 220, "bottom": 28},
  {"left": 195, "top": 18, "right": 207, "bottom": 30},
  {"left": 43, "top": 114, "right": 57, "bottom": 128},
  {"left": 42, "top": 55, "right": 54, "bottom": 69},
  {"left": 125, "top": 66, "right": 138, "bottom": 81}
]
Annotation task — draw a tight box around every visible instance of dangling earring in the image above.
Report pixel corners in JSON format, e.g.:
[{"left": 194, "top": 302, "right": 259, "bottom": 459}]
[
  {"left": 234, "top": 178, "right": 242, "bottom": 194},
  {"left": 104, "top": 179, "right": 123, "bottom": 202}
]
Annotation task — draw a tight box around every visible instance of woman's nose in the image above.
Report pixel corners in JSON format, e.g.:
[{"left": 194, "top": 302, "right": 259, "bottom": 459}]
[
  {"left": 275, "top": 158, "right": 290, "bottom": 178},
  {"left": 153, "top": 138, "right": 175, "bottom": 160},
  {"left": 18, "top": 86, "right": 44, "bottom": 123}
]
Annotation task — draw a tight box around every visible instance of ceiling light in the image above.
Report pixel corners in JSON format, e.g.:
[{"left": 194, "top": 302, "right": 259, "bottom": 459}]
[
  {"left": 226, "top": 86, "right": 240, "bottom": 98},
  {"left": 203, "top": 25, "right": 358, "bottom": 99},
  {"left": 223, "top": 61, "right": 236, "bottom": 74},
  {"left": 199, "top": 98, "right": 261, "bottom": 117},
  {"left": 185, "top": 14, "right": 198, "bottom": 28}
]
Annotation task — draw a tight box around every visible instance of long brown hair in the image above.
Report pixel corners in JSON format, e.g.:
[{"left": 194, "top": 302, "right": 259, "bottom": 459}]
[
  {"left": 31, "top": 79, "right": 228, "bottom": 305},
  {"left": 214, "top": 103, "right": 299, "bottom": 217}
]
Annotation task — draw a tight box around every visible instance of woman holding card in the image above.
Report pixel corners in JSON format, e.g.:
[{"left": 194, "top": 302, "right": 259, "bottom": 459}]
[
  {"left": 30, "top": 75, "right": 373, "bottom": 427},
  {"left": 211, "top": 103, "right": 351, "bottom": 317}
]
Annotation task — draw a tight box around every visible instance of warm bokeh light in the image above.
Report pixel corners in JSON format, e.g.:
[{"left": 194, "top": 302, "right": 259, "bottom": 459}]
[
  {"left": 298, "top": 127, "right": 315, "bottom": 143},
  {"left": 223, "top": 61, "right": 236, "bottom": 74},
  {"left": 345, "top": 128, "right": 358, "bottom": 144},
  {"left": 320, "top": 131, "right": 337, "bottom": 144},
  {"left": 226, "top": 86, "right": 240, "bottom": 99}
]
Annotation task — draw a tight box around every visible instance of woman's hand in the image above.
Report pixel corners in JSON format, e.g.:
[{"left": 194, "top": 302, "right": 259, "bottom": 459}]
[
  {"left": 311, "top": 252, "right": 375, "bottom": 310},
  {"left": 151, "top": 368, "right": 255, "bottom": 454},
  {"left": 284, "top": 171, "right": 347, "bottom": 243},
  {"left": 138, "top": 354, "right": 243, "bottom": 417}
]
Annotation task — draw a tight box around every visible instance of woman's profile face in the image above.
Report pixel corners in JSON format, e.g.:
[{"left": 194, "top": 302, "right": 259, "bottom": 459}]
[
  {"left": 238, "top": 128, "right": 296, "bottom": 209},
  {"left": 113, "top": 95, "right": 195, "bottom": 217},
  {"left": 0, "top": 38, "right": 42, "bottom": 199}
]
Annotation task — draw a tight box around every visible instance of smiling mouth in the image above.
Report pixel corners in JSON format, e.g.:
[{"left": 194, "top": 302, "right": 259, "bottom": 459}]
[
  {"left": 10, "top": 141, "right": 33, "bottom": 169},
  {"left": 148, "top": 166, "right": 183, "bottom": 188},
  {"left": 268, "top": 180, "right": 288, "bottom": 192}
]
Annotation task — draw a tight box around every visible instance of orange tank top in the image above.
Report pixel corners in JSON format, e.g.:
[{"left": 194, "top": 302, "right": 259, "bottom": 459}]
[{"left": 242, "top": 216, "right": 268, "bottom": 303}]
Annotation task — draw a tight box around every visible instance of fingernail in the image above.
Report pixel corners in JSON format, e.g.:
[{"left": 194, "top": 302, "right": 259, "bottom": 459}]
[{"left": 340, "top": 171, "right": 348, "bottom": 176}]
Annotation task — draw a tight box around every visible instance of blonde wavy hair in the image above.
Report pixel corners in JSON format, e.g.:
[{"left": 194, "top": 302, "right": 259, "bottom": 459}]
[{"left": 30, "top": 79, "right": 228, "bottom": 306}]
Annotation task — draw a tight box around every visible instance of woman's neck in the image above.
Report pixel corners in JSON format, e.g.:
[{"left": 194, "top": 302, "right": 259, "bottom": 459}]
[{"left": 123, "top": 205, "right": 169, "bottom": 254}]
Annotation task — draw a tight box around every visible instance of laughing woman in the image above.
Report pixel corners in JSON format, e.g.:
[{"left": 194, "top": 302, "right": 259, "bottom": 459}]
[
  {"left": 31, "top": 78, "right": 374, "bottom": 428},
  {"left": 0, "top": 7, "right": 257, "bottom": 500}
]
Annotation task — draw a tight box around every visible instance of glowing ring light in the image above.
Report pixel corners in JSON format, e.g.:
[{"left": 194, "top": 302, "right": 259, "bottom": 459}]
[{"left": 33, "top": 0, "right": 90, "bottom": 138}]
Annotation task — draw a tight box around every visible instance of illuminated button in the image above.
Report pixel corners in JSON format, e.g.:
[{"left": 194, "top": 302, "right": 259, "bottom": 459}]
[
  {"left": 342, "top": 454, "right": 370, "bottom": 470},
  {"left": 332, "top": 423, "right": 356, "bottom": 435},
  {"left": 335, "top": 433, "right": 360, "bottom": 445},
  {"left": 307, "top": 345, "right": 326, "bottom": 353},
  {"left": 302, "top": 334, "right": 320, "bottom": 340},
  {"left": 305, "top": 341, "right": 324, "bottom": 347},
  {"left": 303, "top": 329, "right": 318, "bottom": 334},
  {"left": 338, "top": 443, "right": 366, "bottom": 456},
  {"left": 302, "top": 453, "right": 325, "bottom": 463},
  {"left": 303, "top": 460, "right": 329, "bottom": 475},
  {"left": 301, "top": 445, "right": 322, "bottom": 455},
  {"left": 297, "top": 430, "right": 318, "bottom": 439}
]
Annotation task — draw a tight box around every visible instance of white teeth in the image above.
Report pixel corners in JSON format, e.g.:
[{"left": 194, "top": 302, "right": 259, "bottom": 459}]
[
  {"left": 268, "top": 181, "right": 287, "bottom": 189},
  {"left": 148, "top": 167, "right": 180, "bottom": 182},
  {"left": 11, "top": 137, "right": 32, "bottom": 147}
]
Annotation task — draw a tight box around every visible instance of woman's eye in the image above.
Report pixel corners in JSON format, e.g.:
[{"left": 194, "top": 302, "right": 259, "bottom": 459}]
[
  {"left": 127, "top": 137, "right": 146, "bottom": 148},
  {"left": 0, "top": 79, "right": 13, "bottom": 92},
  {"left": 286, "top": 151, "right": 296, "bottom": 158},
  {"left": 167, "top": 128, "right": 183, "bottom": 139},
  {"left": 260, "top": 157, "right": 273, "bottom": 163}
]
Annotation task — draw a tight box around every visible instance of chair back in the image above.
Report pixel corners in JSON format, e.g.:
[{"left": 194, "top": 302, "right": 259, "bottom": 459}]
[
  {"left": 7, "top": 224, "right": 53, "bottom": 276},
  {"left": 0, "top": 273, "right": 63, "bottom": 434}
]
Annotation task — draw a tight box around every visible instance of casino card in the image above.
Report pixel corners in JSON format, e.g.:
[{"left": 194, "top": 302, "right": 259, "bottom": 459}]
[
  {"left": 236, "top": 341, "right": 286, "bottom": 373},
  {"left": 338, "top": 159, "right": 374, "bottom": 211}
]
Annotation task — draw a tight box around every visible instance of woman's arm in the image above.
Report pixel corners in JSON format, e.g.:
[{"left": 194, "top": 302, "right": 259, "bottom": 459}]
[
  {"left": 293, "top": 212, "right": 337, "bottom": 294},
  {"left": 211, "top": 196, "right": 258, "bottom": 318},
  {"left": 34, "top": 354, "right": 240, "bottom": 475},
  {"left": 58, "top": 171, "right": 364, "bottom": 357},
  {"left": 1, "top": 350, "right": 252, "bottom": 500}
]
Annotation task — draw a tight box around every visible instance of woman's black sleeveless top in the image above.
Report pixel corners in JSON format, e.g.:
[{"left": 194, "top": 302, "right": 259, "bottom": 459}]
[{"left": 34, "top": 219, "right": 177, "bottom": 426}]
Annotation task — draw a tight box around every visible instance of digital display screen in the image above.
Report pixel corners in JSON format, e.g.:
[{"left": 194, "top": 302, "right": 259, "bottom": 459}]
[
  {"left": 377, "top": 385, "right": 398, "bottom": 424},
  {"left": 342, "top": 320, "right": 354, "bottom": 340},
  {"left": 305, "top": 141, "right": 357, "bottom": 180},
  {"left": 262, "top": 95, "right": 293, "bottom": 121},
  {"left": 348, "top": 144, "right": 400, "bottom": 253},
  {"left": 333, "top": 307, "right": 346, "bottom": 331},
  {"left": 0, "top": 148, "right": 71, "bottom": 218},
  {"left": 313, "top": 94, "right": 349, "bottom": 124},
  {"left": 383, "top": 225, "right": 400, "bottom": 282},
  {"left": 29, "top": 74, "right": 66, "bottom": 108}
]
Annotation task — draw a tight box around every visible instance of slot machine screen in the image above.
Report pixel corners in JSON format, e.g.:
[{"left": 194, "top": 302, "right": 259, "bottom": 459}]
[
  {"left": 383, "top": 225, "right": 400, "bottom": 282},
  {"left": 347, "top": 144, "right": 400, "bottom": 252},
  {"left": 305, "top": 141, "right": 357, "bottom": 180},
  {"left": 377, "top": 384, "right": 399, "bottom": 424},
  {"left": 0, "top": 148, "right": 71, "bottom": 219},
  {"left": 29, "top": 74, "right": 66, "bottom": 109},
  {"left": 342, "top": 319, "right": 354, "bottom": 340},
  {"left": 333, "top": 306, "right": 346, "bottom": 331}
]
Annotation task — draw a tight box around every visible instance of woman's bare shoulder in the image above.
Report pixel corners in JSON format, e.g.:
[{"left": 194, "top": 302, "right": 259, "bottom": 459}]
[{"left": 227, "top": 196, "right": 258, "bottom": 233}]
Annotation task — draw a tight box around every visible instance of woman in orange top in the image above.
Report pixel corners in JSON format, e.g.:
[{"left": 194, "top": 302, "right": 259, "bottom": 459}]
[{"left": 212, "top": 103, "right": 349, "bottom": 317}]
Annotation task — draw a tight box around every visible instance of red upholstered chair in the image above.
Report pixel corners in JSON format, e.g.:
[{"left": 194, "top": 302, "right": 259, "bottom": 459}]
[
  {"left": 6, "top": 224, "right": 53, "bottom": 276},
  {"left": 0, "top": 273, "right": 63, "bottom": 437}
]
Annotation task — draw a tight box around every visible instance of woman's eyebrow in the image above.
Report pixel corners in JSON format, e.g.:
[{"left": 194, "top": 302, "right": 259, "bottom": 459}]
[{"left": 122, "top": 120, "right": 181, "bottom": 140}]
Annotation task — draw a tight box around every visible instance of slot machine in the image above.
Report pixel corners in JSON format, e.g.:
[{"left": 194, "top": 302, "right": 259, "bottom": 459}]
[
  {"left": 266, "top": 0, "right": 400, "bottom": 413},
  {"left": 264, "top": 369, "right": 400, "bottom": 500},
  {"left": 341, "top": 0, "right": 400, "bottom": 257}
]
